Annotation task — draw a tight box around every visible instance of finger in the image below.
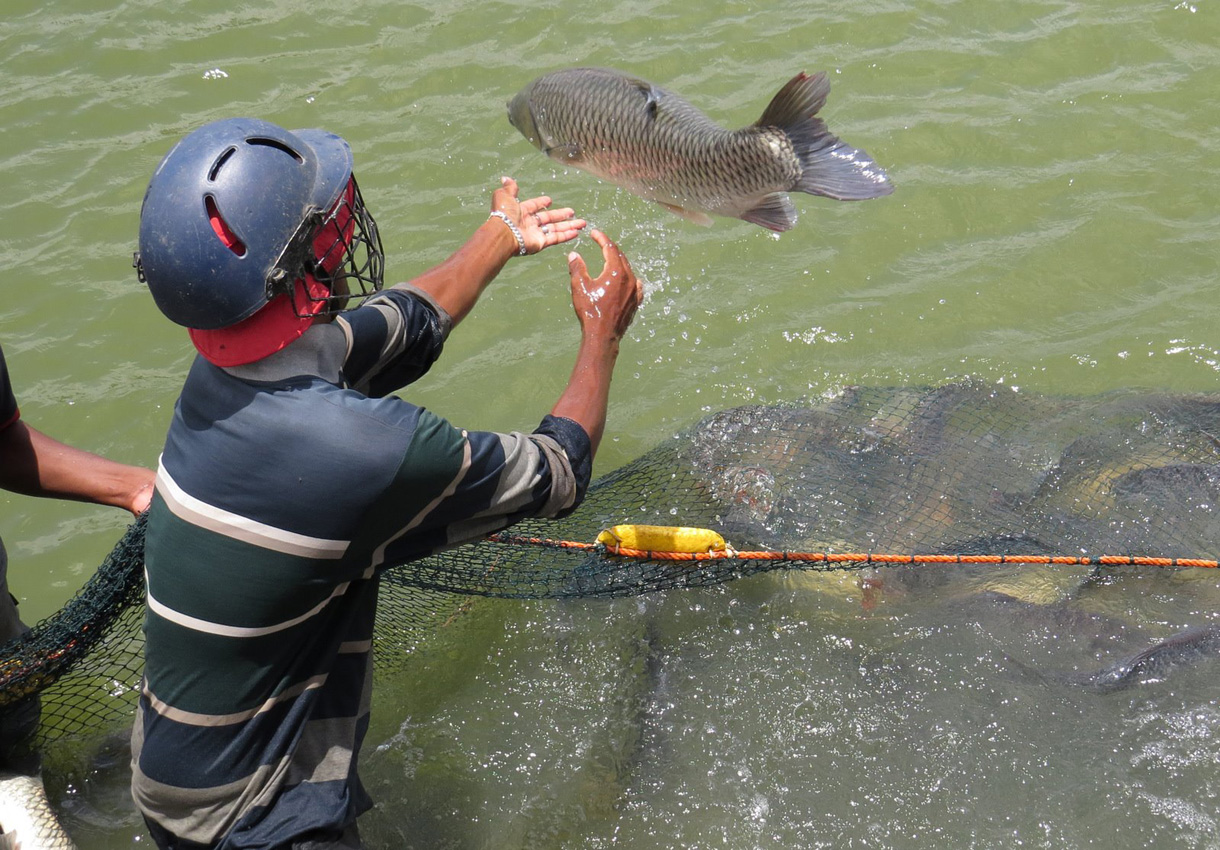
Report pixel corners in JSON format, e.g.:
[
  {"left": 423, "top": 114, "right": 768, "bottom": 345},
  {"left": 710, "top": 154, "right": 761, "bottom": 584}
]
[
  {"left": 549, "top": 218, "right": 587, "bottom": 237},
  {"left": 541, "top": 207, "right": 576, "bottom": 222},
  {"left": 531, "top": 207, "right": 563, "bottom": 226},
  {"left": 549, "top": 227, "right": 584, "bottom": 247},
  {"left": 588, "top": 229, "right": 613, "bottom": 265},
  {"left": 567, "top": 250, "right": 589, "bottom": 282},
  {"left": 518, "top": 195, "right": 554, "bottom": 217},
  {"left": 500, "top": 176, "right": 520, "bottom": 198},
  {"left": 589, "top": 229, "right": 629, "bottom": 271}
]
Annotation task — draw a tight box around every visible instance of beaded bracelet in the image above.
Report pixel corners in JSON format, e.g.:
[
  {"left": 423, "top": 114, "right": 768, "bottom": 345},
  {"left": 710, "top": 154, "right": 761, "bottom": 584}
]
[{"left": 488, "top": 210, "right": 527, "bottom": 256}]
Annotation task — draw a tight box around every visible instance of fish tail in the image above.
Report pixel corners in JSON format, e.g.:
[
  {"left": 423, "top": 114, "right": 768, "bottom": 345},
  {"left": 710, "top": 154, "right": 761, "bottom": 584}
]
[{"left": 757, "top": 72, "right": 894, "bottom": 201}]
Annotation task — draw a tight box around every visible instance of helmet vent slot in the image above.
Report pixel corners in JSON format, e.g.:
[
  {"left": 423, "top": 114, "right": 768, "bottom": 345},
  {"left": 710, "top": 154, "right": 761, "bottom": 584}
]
[
  {"left": 205, "top": 195, "right": 247, "bottom": 257},
  {"left": 246, "top": 137, "right": 304, "bottom": 163},
  {"left": 208, "top": 146, "right": 237, "bottom": 182}
]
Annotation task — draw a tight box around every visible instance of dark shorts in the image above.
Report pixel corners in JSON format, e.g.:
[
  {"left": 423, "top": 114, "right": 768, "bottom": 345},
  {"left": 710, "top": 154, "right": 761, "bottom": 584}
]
[{"left": 144, "top": 818, "right": 363, "bottom": 850}]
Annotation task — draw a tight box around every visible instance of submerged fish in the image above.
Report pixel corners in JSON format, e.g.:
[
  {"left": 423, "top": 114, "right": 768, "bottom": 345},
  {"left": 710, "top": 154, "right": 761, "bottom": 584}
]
[
  {"left": 507, "top": 67, "right": 893, "bottom": 232},
  {"left": 1065, "top": 624, "right": 1220, "bottom": 692},
  {"left": 0, "top": 772, "right": 76, "bottom": 849}
]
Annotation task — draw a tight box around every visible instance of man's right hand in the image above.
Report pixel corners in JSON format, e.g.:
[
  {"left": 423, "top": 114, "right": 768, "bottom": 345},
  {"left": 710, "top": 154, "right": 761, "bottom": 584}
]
[
  {"left": 566, "top": 230, "right": 642, "bottom": 343},
  {"left": 550, "top": 230, "right": 644, "bottom": 457}
]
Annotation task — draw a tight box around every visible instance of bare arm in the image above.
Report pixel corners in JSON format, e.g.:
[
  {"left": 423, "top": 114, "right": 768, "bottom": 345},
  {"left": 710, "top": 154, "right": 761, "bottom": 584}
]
[
  {"left": 404, "top": 177, "right": 587, "bottom": 328},
  {"left": 0, "top": 421, "right": 154, "bottom": 516},
  {"left": 551, "top": 230, "right": 643, "bottom": 457}
]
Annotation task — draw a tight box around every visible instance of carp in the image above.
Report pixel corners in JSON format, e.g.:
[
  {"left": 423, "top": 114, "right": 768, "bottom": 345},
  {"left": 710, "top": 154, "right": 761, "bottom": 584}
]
[
  {"left": 0, "top": 772, "right": 75, "bottom": 849},
  {"left": 507, "top": 67, "right": 893, "bottom": 232}
]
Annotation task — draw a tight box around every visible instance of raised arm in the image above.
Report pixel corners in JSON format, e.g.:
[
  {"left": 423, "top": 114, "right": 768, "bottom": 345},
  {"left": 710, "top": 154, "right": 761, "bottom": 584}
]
[
  {"left": 551, "top": 230, "right": 643, "bottom": 457},
  {"left": 403, "top": 177, "right": 587, "bottom": 328},
  {"left": 0, "top": 420, "right": 154, "bottom": 516}
]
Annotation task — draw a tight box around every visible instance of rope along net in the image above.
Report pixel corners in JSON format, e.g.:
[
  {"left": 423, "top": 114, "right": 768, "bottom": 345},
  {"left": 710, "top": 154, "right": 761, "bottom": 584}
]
[{"left": 6, "top": 381, "right": 1220, "bottom": 751}]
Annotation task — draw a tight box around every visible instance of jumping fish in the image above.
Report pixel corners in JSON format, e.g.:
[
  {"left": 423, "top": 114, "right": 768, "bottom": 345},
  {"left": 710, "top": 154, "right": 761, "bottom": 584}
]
[{"left": 507, "top": 67, "right": 893, "bottom": 232}]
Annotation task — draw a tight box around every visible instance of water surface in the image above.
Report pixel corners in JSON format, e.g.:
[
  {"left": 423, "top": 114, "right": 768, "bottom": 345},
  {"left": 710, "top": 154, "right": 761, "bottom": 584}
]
[{"left": 2, "top": 0, "right": 1218, "bottom": 846}]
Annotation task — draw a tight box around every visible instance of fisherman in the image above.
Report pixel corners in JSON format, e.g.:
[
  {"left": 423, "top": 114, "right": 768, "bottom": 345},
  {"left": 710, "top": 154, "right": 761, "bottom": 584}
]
[
  {"left": 132, "top": 117, "right": 642, "bottom": 850},
  {"left": 0, "top": 342, "right": 154, "bottom": 772}
]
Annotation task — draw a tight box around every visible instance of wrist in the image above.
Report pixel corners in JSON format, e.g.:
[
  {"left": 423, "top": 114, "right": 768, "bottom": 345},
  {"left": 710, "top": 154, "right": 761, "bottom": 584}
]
[
  {"left": 576, "top": 331, "right": 621, "bottom": 367},
  {"left": 127, "top": 478, "right": 155, "bottom": 515},
  {"left": 580, "top": 327, "right": 619, "bottom": 347},
  {"left": 487, "top": 211, "right": 527, "bottom": 257}
]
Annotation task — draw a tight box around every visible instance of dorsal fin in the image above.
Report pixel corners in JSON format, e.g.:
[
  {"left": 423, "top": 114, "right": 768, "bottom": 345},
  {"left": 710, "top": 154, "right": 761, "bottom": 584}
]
[
  {"left": 755, "top": 71, "right": 830, "bottom": 129},
  {"left": 627, "top": 76, "right": 662, "bottom": 122}
]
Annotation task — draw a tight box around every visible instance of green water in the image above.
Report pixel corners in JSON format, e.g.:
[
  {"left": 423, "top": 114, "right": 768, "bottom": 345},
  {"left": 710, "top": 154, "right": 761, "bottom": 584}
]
[{"left": 2, "top": 0, "right": 1219, "bottom": 846}]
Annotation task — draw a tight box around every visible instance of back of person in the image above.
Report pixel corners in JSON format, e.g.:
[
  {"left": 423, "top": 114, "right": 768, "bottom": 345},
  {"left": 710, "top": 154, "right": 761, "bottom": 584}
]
[
  {"left": 136, "top": 295, "right": 588, "bottom": 846},
  {"left": 133, "top": 117, "right": 641, "bottom": 849}
]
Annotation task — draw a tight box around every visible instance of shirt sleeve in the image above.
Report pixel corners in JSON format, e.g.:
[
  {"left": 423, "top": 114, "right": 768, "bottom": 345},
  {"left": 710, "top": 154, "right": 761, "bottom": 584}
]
[
  {"left": 363, "top": 410, "right": 593, "bottom": 569},
  {"left": 0, "top": 345, "right": 20, "bottom": 432},
  {"left": 335, "top": 285, "right": 452, "bottom": 399}
]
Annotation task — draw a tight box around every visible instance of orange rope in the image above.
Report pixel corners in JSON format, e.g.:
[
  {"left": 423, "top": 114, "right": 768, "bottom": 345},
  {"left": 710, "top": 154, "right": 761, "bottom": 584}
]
[{"left": 485, "top": 534, "right": 1219, "bottom": 569}]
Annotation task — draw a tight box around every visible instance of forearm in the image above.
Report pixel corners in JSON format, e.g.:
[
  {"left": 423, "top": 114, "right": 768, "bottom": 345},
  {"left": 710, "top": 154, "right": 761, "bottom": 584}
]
[
  {"left": 550, "top": 333, "right": 621, "bottom": 458},
  {"left": 401, "top": 218, "right": 517, "bottom": 328},
  {"left": 0, "top": 421, "right": 154, "bottom": 514}
]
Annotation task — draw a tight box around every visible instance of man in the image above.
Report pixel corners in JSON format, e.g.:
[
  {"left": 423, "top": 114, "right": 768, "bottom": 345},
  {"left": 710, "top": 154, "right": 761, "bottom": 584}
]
[
  {"left": 0, "top": 342, "right": 154, "bottom": 771},
  {"left": 132, "top": 117, "right": 642, "bottom": 849}
]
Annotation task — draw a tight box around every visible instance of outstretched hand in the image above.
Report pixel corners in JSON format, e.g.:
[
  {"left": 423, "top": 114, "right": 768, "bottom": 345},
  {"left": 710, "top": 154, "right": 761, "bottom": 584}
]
[
  {"left": 566, "top": 229, "right": 642, "bottom": 342},
  {"left": 550, "top": 228, "right": 643, "bottom": 456},
  {"left": 492, "top": 177, "right": 586, "bottom": 254}
]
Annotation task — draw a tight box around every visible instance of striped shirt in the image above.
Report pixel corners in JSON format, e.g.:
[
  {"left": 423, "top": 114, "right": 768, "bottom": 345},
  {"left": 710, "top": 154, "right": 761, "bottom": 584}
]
[{"left": 131, "top": 286, "right": 591, "bottom": 848}]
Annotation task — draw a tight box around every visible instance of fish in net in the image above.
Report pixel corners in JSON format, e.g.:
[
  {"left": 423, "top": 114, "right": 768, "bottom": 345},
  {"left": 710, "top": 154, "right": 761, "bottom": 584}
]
[{"left": 7, "top": 380, "right": 1220, "bottom": 755}]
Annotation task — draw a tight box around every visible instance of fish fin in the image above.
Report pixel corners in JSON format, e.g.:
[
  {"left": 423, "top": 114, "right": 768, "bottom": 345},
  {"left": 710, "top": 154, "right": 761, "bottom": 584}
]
[
  {"left": 0, "top": 831, "right": 14, "bottom": 850},
  {"left": 756, "top": 71, "right": 831, "bottom": 127},
  {"left": 757, "top": 71, "right": 894, "bottom": 201},
  {"left": 531, "top": 99, "right": 586, "bottom": 164},
  {"left": 739, "top": 193, "right": 797, "bottom": 233},
  {"left": 546, "top": 142, "right": 586, "bottom": 165},
  {"left": 627, "top": 77, "right": 662, "bottom": 122},
  {"left": 657, "top": 202, "right": 714, "bottom": 227}
]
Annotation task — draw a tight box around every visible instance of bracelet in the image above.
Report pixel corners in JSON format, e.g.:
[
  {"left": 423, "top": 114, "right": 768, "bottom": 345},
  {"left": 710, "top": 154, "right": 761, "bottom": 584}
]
[{"left": 488, "top": 210, "right": 527, "bottom": 256}]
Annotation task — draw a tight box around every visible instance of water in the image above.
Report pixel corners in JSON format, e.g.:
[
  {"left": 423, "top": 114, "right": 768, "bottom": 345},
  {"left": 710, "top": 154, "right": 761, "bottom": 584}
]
[{"left": 1, "top": 0, "right": 1218, "bottom": 846}]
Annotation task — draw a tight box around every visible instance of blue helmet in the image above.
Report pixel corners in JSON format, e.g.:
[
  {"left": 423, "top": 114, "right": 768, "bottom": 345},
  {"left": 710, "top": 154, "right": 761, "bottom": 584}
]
[{"left": 135, "top": 117, "right": 383, "bottom": 330}]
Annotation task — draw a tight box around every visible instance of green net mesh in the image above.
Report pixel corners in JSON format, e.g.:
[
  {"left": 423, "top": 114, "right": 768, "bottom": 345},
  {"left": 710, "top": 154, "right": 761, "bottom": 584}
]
[{"left": 7, "top": 381, "right": 1220, "bottom": 753}]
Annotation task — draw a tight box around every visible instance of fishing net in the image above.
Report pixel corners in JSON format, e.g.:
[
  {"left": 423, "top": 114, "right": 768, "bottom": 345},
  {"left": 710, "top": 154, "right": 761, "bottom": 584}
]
[{"left": 6, "top": 380, "right": 1220, "bottom": 753}]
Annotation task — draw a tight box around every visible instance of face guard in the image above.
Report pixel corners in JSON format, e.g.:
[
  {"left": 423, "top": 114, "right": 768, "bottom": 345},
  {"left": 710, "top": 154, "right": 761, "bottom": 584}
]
[{"left": 267, "top": 175, "right": 384, "bottom": 317}]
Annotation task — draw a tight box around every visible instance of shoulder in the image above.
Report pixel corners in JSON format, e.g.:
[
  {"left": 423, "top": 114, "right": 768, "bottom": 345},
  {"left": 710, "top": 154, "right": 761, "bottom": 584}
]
[{"left": 339, "top": 286, "right": 453, "bottom": 342}]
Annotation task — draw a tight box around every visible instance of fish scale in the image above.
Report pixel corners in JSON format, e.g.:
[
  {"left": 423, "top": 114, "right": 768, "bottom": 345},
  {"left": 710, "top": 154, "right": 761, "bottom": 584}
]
[{"left": 0, "top": 773, "right": 76, "bottom": 850}]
